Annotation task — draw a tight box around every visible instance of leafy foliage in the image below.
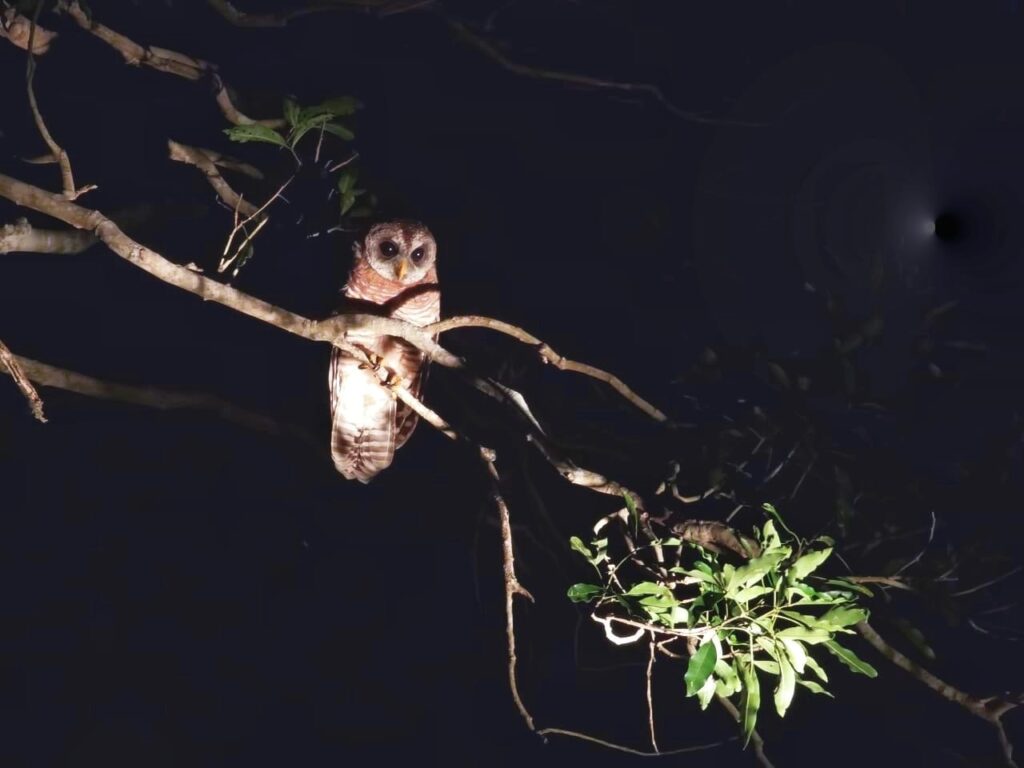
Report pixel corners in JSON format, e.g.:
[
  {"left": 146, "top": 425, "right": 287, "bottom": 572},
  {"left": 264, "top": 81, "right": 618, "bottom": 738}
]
[
  {"left": 224, "top": 96, "right": 358, "bottom": 155},
  {"left": 568, "top": 502, "right": 876, "bottom": 746}
]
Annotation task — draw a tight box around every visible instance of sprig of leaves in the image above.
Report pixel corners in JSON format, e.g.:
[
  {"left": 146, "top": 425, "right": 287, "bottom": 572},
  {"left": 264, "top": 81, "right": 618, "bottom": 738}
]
[
  {"left": 568, "top": 501, "right": 877, "bottom": 746},
  {"left": 224, "top": 96, "right": 359, "bottom": 157}
]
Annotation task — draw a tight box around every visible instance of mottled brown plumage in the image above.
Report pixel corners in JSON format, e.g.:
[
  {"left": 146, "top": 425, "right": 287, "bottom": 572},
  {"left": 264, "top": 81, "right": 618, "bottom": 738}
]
[{"left": 329, "top": 221, "right": 441, "bottom": 482}]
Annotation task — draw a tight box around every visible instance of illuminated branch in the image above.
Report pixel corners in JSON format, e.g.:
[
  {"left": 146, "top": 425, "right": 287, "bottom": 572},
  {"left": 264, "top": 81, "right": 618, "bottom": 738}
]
[
  {"left": 0, "top": 339, "right": 46, "bottom": 422},
  {"left": 0, "top": 172, "right": 655, "bottom": 512}
]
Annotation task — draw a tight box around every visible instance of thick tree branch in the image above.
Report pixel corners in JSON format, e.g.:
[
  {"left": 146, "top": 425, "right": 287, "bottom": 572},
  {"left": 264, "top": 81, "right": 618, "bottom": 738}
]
[
  {"left": 1, "top": 7, "right": 57, "bottom": 54},
  {"left": 0, "top": 172, "right": 659, "bottom": 513},
  {"left": 0, "top": 217, "right": 95, "bottom": 254}
]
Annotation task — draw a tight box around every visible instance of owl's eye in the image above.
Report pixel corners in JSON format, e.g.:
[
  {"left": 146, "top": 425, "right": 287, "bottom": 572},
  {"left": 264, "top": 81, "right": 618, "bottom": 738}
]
[
  {"left": 411, "top": 247, "right": 425, "bottom": 263},
  {"left": 379, "top": 240, "right": 399, "bottom": 258}
]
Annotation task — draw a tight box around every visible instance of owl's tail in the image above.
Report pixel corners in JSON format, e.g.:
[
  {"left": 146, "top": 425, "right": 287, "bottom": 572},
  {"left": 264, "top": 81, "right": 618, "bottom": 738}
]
[{"left": 329, "top": 349, "right": 397, "bottom": 483}]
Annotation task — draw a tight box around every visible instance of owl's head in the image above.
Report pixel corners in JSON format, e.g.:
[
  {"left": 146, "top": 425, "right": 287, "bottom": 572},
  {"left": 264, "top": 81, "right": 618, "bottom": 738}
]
[{"left": 356, "top": 221, "right": 437, "bottom": 285}]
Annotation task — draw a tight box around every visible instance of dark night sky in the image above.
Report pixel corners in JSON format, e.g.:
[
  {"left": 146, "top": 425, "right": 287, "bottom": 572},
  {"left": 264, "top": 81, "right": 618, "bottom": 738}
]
[{"left": 2, "top": 1, "right": 1024, "bottom": 766}]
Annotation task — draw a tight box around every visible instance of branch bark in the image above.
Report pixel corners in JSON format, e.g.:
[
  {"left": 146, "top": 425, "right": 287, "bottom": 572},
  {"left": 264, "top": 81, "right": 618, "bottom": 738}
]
[{"left": 0, "top": 340, "right": 47, "bottom": 422}]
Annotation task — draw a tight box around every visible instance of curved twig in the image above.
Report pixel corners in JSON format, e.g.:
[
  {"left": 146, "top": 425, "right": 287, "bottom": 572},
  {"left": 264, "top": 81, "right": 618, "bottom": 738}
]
[{"left": 427, "top": 315, "right": 667, "bottom": 422}]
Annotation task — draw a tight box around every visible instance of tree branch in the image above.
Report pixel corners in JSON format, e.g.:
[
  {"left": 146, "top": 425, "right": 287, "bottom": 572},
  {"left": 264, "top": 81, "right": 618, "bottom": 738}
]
[
  {"left": 856, "top": 620, "right": 1021, "bottom": 767},
  {"left": 0, "top": 340, "right": 47, "bottom": 422},
  {"left": 62, "top": 0, "right": 284, "bottom": 127},
  {"left": 0, "top": 350, "right": 319, "bottom": 447},
  {"left": 428, "top": 315, "right": 667, "bottom": 422}
]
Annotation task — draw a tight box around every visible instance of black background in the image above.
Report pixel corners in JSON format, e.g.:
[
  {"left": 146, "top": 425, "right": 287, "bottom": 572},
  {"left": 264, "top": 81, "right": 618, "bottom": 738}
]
[{"left": 2, "top": 1, "right": 1024, "bottom": 765}]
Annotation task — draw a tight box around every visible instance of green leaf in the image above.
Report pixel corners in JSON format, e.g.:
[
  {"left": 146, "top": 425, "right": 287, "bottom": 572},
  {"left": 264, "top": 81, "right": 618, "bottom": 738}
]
[
  {"left": 567, "top": 583, "right": 602, "bottom": 603},
  {"left": 824, "top": 640, "right": 878, "bottom": 678},
  {"left": 626, "top": 582, "right": 670, "bottom": 597},
  {"left": 340, "top": 189, "right": 358, "bottom": 216},
  {"left": 639, "top": 594, "right": 679, "bottom": 610},
  {"left": 752, "top": 660, "right": 780, "bottom": 675},
  {"left": 738, "top": 658, "right": 761, "bottom": 747},
  {"left": 730, "top": 546, "right": 791, "bottom": 591},
  {"left": 569, "top": 536, "right": 594, "bottom": 560},
  {"left": 696, "top": 673, "right": 717, "bottom": 710},
  {"left": 288, "top": 114, "right": 334, "bottom": 149},
  {"left": 818, "top": 606, "right": 868, "bottom": 630},
  {"left": 797, "top": 679, "right": 833, "bottom": 697},
  {"left": 777, "top": 626, "right": 832, "bottom": 644},
  {"left": 685, "top": 641, "right": 718, "bottom": 696},
  {"left": 774, "top": 655, "right": 796, "bottom": 717},
  {"left": 313, "top": 96, "right": 361, "bottom": 116},
  {"left": 678, "top": 565, "right": 718, "bottom": 586},
  {"left": 823, "top": 578, "right": 874, "bottom": 597},
  {"left": 803, "top": 654, "right": 828, "bottom": 682},
  {"left": 283, "top": 98, "right": 300, "bottom": 128},
  {"left": 337, "top": 169, "right": 358, "bottom": 194},
  {"left": 223, "top": 124, "right": 287, "bottom": 147},
  {"left": 731, "top": 584, "right": 774, "bottom": 604},
  {"left": 760, "top": 519, "right": 782, "bottom": 550},
  {"left": 779, "top": 637, "right": 807, "bottom": 674},
  {"left": 714, "top": 659, "right": 741, "bottom": 697},
  {"left": 670, "top": 605, "right": 689, "bottom": 626},
  {"left": 623, "top": 493, "right": 639, "bottom": 536},
  {"left": 322, "top": 122, "right": 355, "bottom": 141},
  {"left": 787, "top": 547, "right": 833, "bottom": 582}
]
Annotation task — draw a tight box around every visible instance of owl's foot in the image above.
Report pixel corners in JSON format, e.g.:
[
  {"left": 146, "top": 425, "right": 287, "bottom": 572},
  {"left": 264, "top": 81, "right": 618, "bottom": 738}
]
[
  {"left": 358, "top": 351, "right": 384, "bottom": 372},
  {"left": 382, "top": 370, "right": 405, "bottom": 398}
]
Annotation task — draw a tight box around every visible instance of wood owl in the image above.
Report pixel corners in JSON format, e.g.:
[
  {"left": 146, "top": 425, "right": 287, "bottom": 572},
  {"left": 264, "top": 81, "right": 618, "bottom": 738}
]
[{"left": 329, "top": 221, "right": 441, "bottom": 482}]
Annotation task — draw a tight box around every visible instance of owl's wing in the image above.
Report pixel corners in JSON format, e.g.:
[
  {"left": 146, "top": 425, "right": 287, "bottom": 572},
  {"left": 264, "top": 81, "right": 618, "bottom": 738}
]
[{"left": 329, "top": 346, "right": 397, "bottom": 483}]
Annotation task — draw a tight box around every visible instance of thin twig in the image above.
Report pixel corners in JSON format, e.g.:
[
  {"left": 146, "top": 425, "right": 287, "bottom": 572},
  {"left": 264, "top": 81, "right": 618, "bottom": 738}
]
[
  {"left": 26, "top": 1, "right": 93, "bottom": 200},
  {"left": 951, "top": 566, "right": 1023, "bottom": 598},
  {"left": 481, "top": 451, "right": 537, "bottom": 733},
  {"left": 536, "top": 727, "right": 730, "bottom": 756},
  {"left": 0, "top": 339, "right": 46, "bottom": 422},
  {"left": 65, "top": 1, "right": 283, "bottom": 127},
  {"left": 445, "top": 19, "right": 768, "bottom": 128},
  {"left": 206, "top": 0, "right": 389, "bottom": 27},
  {"left": 893, "top": 510, "right": 937, "bottom": 577},
  {"left": 427, "top": 315, "right": 667, "bottom": 422},
  {"left": 646, "top": 633, "right": 659, "bottom": 753}
]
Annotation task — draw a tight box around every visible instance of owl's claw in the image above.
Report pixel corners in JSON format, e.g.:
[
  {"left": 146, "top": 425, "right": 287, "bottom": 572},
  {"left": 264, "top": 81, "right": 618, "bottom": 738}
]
[
  {"left": 358, "top": 351, "right": 385, "bottom": 372},
  {"left": 383, "top": 370, "right": 405, "bottom": 398}
]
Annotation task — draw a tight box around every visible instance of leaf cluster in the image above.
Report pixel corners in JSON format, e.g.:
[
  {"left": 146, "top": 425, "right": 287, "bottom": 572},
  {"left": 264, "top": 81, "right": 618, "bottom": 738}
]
[{"left": 569, "top": 503, "right": 877, "bottom": 746}]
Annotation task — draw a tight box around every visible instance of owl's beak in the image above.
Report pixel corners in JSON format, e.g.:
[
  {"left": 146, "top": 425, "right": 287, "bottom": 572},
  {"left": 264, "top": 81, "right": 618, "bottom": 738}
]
[{"left": 395, "top": 259, "right": 408, "bottom": 281}]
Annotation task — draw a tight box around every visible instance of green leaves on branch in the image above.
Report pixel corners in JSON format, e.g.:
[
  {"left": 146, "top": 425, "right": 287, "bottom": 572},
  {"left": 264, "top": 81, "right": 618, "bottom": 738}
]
[
  {"left": 223, "top": 123, "right": 288, "bottom": 148},
  {"left": 567, "top": 498, "right": 877, "bottom": 747},
  {"left": 224, "top": 96, "right": 359, "bottom": 154}
]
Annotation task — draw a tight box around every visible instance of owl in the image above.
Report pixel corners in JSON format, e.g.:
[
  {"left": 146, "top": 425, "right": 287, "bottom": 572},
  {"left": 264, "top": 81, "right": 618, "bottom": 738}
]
[{"left": 329, "top": 221, "right": 441, "bottom": 482}]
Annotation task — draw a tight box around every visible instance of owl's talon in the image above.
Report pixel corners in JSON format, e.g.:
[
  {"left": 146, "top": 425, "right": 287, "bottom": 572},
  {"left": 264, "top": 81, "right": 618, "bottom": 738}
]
[
  {"left": 383, "top": 371, "right": 405, "bottom": 398},
  {"left": 358, "top": 352, "right": 384, "bottom": 372}
]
